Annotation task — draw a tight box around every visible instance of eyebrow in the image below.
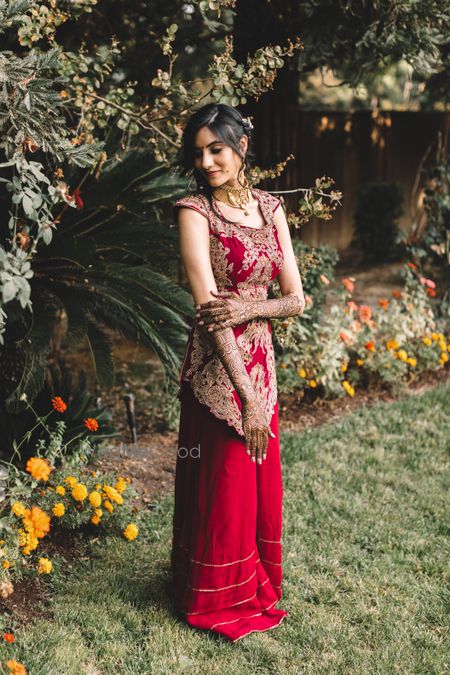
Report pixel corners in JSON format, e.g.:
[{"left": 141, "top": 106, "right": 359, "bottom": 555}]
[{"left": 194, "top": 140, "right": 223, "bottom": 150}]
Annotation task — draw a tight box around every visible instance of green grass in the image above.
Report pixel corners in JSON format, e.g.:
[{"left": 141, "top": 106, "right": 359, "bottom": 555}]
[{"left": 6, "top": 383, "right": 450, "bottom": 674}]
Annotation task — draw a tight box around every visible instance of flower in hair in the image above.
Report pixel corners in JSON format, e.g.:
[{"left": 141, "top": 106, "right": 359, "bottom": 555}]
[{"left": 242, "top": 117, "right": 254, "bottom": 130}]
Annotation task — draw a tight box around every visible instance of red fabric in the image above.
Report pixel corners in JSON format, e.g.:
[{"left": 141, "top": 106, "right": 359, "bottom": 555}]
[{"left": 171, "top": 380, "right": 287, "bottom": 642}]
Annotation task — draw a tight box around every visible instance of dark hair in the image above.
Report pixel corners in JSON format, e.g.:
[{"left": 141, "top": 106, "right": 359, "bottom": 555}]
[{"left": 175, "top": 103, "right": 256, "bottom": 193}]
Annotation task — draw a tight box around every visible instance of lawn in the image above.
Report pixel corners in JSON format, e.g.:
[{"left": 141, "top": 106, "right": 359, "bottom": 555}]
[{"left": 8, "top": 382, "right": 449, "bottom": 674}]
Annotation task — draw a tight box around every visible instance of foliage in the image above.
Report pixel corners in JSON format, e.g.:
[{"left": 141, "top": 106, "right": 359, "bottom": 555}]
[
  {"left": 0, "top": 359, "right": 118, "bottom": 459},
  {"left": 352, "top": 180, "right": 405, "bottom": 263},
  {"left": 405, "top": 134, "right": 450, "bottom": 319},
  {"left": 274, "top": 264, "right": 449, "bottom": 399},
  {"left": 0, "top": 395, "right": 141, "bottom": 592}
]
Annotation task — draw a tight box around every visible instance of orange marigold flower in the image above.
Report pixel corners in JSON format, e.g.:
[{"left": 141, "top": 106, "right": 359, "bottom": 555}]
[
  {"left": 29, "top": 506, "right": 51, "bottom": 539},
  {"left": 391, "top": 290, "right": 402, "bottom": 299},
  {"left": 84, "top": 418, "right": 99, "bottom": 432},
  {"left": 407, "top": 262, "right": 417, "bottom": 269},
  {"left": 5, "top": 659, "right": 27, "bottom": 675},
  {"left": 364, "top": 341, "right": 376, "bottom": 352},
  {"left": 25, "top": 457, "right": 52, "bottom": 482},
  {"left": 342, "top": 277, "right": 355, "bottom": 293},
  {"left": 4, "top": 632, "right": 15, "bottom": 642},
  {"left": 426, "top": 287, "right": 436, "bottom": 297},
  {"left": 378, "top": 298, "right": 389, "bottom": 310},
  {"left": 51, "top": 396, "right": 67, "bottom": 413}
]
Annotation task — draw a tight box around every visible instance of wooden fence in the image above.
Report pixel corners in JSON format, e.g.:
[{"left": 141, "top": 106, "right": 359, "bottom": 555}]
[{"left": 255, "top": 110, "right": 449, "bottom": 252}]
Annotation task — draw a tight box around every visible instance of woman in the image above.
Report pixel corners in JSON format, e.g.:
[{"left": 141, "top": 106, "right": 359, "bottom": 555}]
[{"left": 171, "top": 102, "right": 305, "bottom": 643}]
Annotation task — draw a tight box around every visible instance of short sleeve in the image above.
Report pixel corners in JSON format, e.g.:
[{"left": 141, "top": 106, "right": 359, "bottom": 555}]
[
  {"left": 173, "top": 194, "right": 208, "bottom": 220},
  {"left": 256, "top": 189, "right": 282, "bottom": 214},
  {"left": 272, "top": 197, "right": 282, "bottom": 213}
]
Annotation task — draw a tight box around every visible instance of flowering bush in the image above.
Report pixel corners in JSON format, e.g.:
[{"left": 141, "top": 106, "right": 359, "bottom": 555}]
[
  {"left": 0, "top": 397, "right": 141, "bottom": 596},
  {"left": 274, "top": 263, "right": 450, "bottom": 399}
]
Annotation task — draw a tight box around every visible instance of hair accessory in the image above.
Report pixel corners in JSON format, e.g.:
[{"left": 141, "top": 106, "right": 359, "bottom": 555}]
[{"left": 241, "top": 116, "right": 254, "bottom": 130}]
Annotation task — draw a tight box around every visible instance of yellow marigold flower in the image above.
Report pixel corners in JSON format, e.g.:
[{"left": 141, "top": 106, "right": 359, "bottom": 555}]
[
  {"left": 297, "top": 367, "right": 307, "bottom": 378},
  {"left": 308, "top": 379, "right": 317, "bottom": 388},
  {"left": 95, "top": 483, "right": 101, "bottom": 490},
  {"left": 91, "top": 470, "right": 97, "bottom": 477},
  {"left": 342, "top": 380, "right": 355, "bottom": 397},
  {"left": 0, "top": 539, "right": 5, "bottom": 545},
  {"left": 115, "top": 477, "right": 127, "bottom": 494},
  {"left": 431, "top": 332, "right": 439, "bottom": 340},
  {"left": 123, "top": 524, "right": 139, "bottom": 541},
  {"left": 64, "top": 476, "right": 78, "bottom": 488},
  {"left": 89, "top": 491, "right": 102, "bottom": 508},
  {"left": 72, "top": 483, "right": 88, "bottom": 501},
  {"left": 94, "top": 508, "right": 102, "bottom": 517},
  {"left": 37, "top": 557, "right": 52, "bottom": 574},
  {"left": 397, "top": 349, "right": 408, "bottom": 362},
  {"left": 447, "top": 343, "right": 450, "bottom": 352},
  {"left": 52, "top": 503, "right": 65, "bottom": 517},
  {"left": 386, "top": 339, "right": 399, "bottom": 350},
  {"left": 103, "top": 485, "right": 123, "bottom": 505},
  {"left": 407, "top": 357, "right": 417, "bottom": 367},
  {"left": 438, "top": 340, "right": 446, "bottom": 352},
  {"left": 5, "top": 659, "right": 27, "bottom": 675},
  {"left": 356, "top": 359, "right": 364, "bottom": 366},
  {"left": 18, "top": 529, "right": 27, "bottom": 547},
  {"left": 441, "top": 352, "right": 449, "bottom": 363},
  {"left": 11, "top": 501, "right": 27, "bottom": 517},
  {"left": 280, "top": 362, "right": 287, "bottom": 369},
  {"left": 55, "top": 485, "right": 65, "bottom": 496},
  {"left": 25, "top": 457, "right": 52, "bottom": 482},
  {"left": 103, "top": 500, "right": 114, "bottom": 513},
  {"left": 3, "top": 560, "right": 11, "bottom": 569},
  {"left": 340, "top": 363, "right": 348, "bottom": 373},
  {"left": 28, "top": 506, "right": 51, "bottom": 539},
  {"left": 422, "top": 337, "right": 432, "bottom": 346},
  {"left": 21, "top": 532, "right": 39, "bottom": 555},
  {"left": 90, "top": 514, "right": 101, "bottom": 525}
]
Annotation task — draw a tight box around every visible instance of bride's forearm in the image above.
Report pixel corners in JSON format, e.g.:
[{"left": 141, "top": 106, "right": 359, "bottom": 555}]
[
  {"left": 205, "top": 325, "right": 255, "bottom": 405},
  {"left": 251, "top": 292, "right": 305, "bottom": 320}
]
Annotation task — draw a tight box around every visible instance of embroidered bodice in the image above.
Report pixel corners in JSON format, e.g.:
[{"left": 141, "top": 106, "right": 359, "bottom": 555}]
[{"left": 174, "top": 187, "right": 284, "bottom": 437}]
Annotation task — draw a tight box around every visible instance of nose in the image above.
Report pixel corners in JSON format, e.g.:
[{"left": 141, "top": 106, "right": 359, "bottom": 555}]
[{"left": 200, "top": 152, "right": 213, "bottom": 170}]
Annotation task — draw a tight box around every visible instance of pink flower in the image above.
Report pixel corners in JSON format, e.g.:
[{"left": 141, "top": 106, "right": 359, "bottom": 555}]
[
  {"left": 419, "top": 276, "right": 436, "bottom": 289},
  {"left": 339, "top": 331, "right": 354, "bottom": 345},
  {"left": 359, "top": 305, "right": 372, "bottom": 323}
]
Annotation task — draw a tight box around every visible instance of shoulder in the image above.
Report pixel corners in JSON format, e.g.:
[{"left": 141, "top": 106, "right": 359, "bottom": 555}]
[
  {"left": 252, "top": 187, "right": 282, "bottom": 213},
  {"left": 173, "top": 192, "right": 209, "bottom": 219}
]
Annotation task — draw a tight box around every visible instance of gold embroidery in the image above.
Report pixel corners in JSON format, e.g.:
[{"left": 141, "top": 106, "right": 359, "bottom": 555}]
[
  {"left": 177, "top": 188, "right": 283, "bottom": 436},
  {"left": 190, "top": 549, "right": 255, "bottom": 567},
  {"left": 187, "top": 570, "right": 256, "bottom": 592}
]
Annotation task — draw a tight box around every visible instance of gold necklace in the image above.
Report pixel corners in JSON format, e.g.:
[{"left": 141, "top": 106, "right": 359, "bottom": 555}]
[{"left": 212, "top": 181, "right": 256, "bottom": 216}]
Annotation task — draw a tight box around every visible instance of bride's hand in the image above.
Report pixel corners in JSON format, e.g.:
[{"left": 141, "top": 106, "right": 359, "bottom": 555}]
[
  {"left": 242, "top": 399, "right": 276, "bottom": 464},
  {"left": 195, "top": 290, "right": 257, "bottom": 331}
]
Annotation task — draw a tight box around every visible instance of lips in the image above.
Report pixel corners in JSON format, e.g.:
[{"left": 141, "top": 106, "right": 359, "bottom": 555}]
[{"left": 206, "top": 170, "right": 220, "bottom": 176}]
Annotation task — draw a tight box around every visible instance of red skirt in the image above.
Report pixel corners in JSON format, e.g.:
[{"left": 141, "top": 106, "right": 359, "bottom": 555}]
[{"left": 170, "top": 380, "right": 288, "bottom": 643}]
